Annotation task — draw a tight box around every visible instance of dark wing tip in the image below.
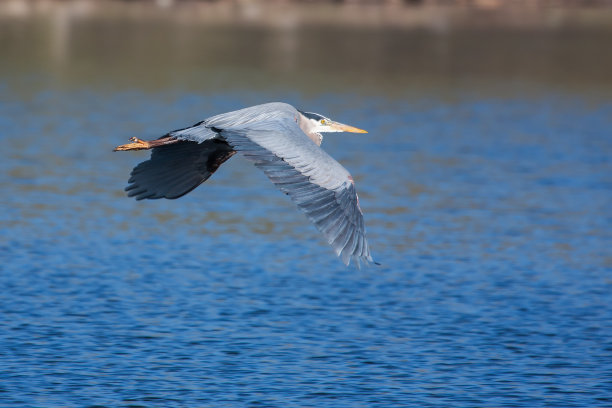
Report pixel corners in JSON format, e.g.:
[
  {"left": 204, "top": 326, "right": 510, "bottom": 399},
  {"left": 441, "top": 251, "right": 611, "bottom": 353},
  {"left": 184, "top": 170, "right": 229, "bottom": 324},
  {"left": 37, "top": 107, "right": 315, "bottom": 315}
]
[{"left": 121, "top": 139, "right": 234, "bottom": 201}]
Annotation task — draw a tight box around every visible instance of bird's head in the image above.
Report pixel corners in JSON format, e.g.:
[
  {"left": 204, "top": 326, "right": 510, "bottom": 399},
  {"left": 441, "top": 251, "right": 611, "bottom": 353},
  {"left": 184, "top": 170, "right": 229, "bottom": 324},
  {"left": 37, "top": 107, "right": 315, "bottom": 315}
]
[{"left": 299, "top": 111, "right": 368, "bottom": 135}]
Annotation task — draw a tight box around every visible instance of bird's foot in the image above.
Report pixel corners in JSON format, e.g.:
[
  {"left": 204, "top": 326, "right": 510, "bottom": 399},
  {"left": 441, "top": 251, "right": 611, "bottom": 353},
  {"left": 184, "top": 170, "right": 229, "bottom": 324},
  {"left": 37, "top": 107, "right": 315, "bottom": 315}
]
[{"left": 114, "top": 137, "right": 152, "bottom": 151}]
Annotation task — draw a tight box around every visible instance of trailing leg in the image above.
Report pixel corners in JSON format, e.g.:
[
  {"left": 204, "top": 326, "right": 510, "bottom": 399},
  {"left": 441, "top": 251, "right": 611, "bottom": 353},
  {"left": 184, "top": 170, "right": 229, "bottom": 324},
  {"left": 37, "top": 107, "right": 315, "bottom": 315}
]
[{"left": 114, "top": 136, "right": 179, "bottom": 152}]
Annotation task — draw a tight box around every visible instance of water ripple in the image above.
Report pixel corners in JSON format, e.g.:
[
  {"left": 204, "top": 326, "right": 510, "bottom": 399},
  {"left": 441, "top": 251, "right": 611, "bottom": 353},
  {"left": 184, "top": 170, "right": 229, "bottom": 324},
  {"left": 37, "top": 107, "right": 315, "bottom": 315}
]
[{"left": 0, "top": 90, "right": 611, "bottom": 407}]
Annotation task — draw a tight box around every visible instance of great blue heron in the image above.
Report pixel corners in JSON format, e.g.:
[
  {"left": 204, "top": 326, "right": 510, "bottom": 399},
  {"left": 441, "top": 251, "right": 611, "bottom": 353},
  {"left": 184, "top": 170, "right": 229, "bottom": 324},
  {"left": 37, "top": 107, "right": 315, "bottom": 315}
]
[{"left": 115, "top": 102, "right": 374, "bottom": 267}]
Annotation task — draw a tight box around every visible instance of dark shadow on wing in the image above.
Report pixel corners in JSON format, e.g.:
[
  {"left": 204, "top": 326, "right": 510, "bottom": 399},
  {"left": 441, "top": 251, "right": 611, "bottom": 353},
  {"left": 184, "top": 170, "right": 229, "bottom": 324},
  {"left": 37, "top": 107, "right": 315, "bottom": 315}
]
[{"left": 125, "top": 139, "right": 235, "bottom": 200}]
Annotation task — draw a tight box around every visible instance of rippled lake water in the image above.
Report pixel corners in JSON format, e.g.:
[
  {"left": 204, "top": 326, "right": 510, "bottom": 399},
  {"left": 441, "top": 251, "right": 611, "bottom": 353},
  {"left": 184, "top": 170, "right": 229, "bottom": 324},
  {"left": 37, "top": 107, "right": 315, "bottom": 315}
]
[{"left": 1, "top": 7, "right": 612, "bottom": 407}]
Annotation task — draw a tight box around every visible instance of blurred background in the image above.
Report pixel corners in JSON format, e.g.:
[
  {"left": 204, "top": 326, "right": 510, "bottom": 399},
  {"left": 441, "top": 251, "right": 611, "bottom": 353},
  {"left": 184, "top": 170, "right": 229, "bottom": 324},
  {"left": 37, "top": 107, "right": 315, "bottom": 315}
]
[
  {"left": 1, "top": 1, "right": 611, "bottom": 407},
  {"left": 3, "top": 0, "right": 612, "bottom": 95}
]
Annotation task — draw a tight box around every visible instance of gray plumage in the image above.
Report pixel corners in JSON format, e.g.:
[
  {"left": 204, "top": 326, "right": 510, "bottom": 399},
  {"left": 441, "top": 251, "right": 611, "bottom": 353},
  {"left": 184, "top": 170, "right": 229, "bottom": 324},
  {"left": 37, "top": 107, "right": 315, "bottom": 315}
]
[{"left": 119, "top": 102, "right": 374, "bottom": 267}]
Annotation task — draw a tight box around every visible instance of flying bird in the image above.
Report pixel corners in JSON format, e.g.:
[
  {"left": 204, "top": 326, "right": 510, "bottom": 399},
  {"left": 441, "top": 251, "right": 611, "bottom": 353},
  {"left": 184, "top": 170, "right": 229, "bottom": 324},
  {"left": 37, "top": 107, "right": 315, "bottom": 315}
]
[{"left": 115, "top": 102, "right": 374, "bottom": 267}]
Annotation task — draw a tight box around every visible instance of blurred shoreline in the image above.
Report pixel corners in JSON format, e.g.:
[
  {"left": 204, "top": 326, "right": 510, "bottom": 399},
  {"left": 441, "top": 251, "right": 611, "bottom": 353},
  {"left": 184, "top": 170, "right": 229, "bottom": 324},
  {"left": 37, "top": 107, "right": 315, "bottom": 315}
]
[
  {"left": 2, "top": 0, "right": 612, "bottom": 97},
  {"left": 2, "top": 0, "right": 612, "bottom": 31}
]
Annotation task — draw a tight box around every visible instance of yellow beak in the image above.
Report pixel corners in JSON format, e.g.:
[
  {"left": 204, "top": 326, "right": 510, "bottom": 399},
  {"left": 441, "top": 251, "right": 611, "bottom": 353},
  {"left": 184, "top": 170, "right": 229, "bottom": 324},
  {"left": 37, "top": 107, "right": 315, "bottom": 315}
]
[{"left": 330, "top": 121, "right": 368, "bottom": 133}]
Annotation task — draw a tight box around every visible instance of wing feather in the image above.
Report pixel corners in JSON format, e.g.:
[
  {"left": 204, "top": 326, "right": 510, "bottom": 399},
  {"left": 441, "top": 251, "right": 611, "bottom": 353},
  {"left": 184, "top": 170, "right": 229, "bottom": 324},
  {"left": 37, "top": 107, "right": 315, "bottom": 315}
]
[
  {"left": 219, "top": 117, "right": 373, "bottom": 266},
  {"left": 125, "top": 139, "right": 235, "bottom": 200}
]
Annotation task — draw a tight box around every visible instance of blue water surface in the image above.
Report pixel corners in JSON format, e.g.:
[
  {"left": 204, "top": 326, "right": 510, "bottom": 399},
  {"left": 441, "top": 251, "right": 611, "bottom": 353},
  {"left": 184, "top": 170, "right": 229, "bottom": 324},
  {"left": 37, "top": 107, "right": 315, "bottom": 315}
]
[{"left": 1, "top": 89, "right": 611, "bottom": 407}]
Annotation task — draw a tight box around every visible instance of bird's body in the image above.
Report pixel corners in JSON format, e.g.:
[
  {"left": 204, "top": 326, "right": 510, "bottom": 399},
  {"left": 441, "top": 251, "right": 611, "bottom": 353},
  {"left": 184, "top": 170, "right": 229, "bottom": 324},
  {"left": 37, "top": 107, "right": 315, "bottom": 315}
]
[{"left": 115, "top": 102, "right": 374, "bottom": 267}]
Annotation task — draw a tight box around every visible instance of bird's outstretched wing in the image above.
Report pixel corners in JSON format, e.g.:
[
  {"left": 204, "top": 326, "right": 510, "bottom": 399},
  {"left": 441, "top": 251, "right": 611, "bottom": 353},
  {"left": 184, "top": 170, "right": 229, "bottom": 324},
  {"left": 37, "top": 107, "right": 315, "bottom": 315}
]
[
  {"left": 219, "top": 118, "right": 374, "bottom": 267},
  {"left": 125, "top": 139, "right": 235, "bottom": 200},
  {"left": 122, "top": 104, "right": 296, "bottom": 200},
  {"left": 121, "top": 102, "right": 373, "bottom": 266}
]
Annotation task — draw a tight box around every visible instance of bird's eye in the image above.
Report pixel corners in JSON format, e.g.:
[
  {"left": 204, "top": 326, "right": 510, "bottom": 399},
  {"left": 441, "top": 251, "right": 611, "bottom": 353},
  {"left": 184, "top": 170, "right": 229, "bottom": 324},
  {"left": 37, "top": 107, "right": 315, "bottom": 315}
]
[{"left": 320, "top": 119, "right": 326, "bottom": 124}]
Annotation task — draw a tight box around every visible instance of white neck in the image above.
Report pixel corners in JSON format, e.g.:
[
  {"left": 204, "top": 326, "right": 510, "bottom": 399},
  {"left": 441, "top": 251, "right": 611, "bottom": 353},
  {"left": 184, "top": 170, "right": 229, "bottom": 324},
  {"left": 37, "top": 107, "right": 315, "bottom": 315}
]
[{"left": 298, "top": 114, "right": 324, "bottom": 146}]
